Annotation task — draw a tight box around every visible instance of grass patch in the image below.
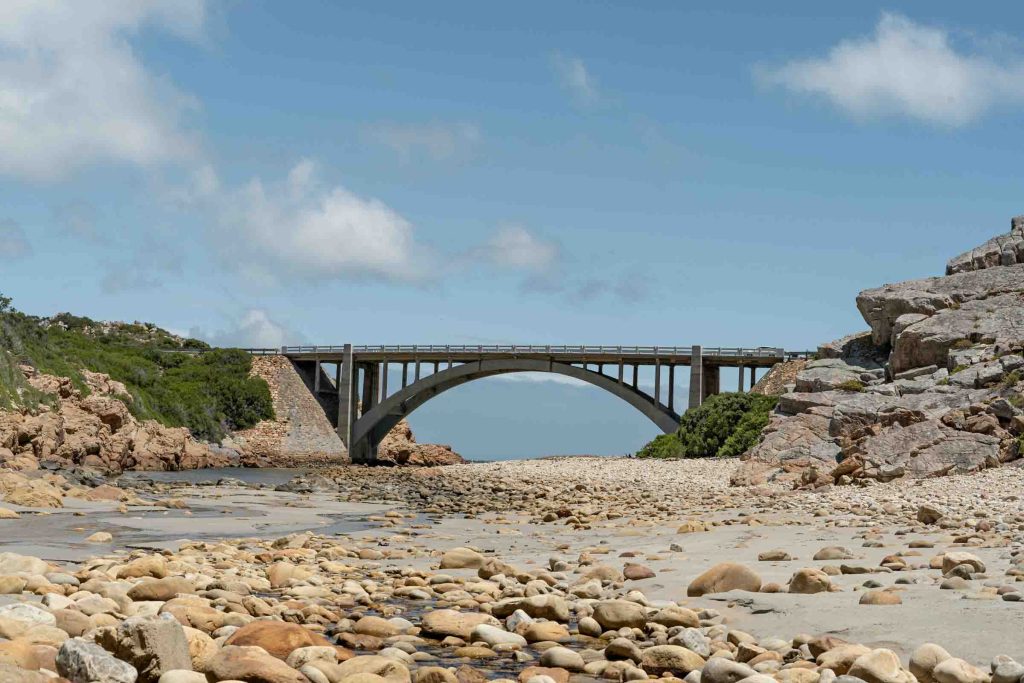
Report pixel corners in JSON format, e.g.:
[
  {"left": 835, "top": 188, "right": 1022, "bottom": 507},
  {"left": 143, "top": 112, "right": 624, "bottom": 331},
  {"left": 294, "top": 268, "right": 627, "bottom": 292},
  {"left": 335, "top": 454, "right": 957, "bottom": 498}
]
[
  {"left": 951, "top": 365, "right": 969, "bottom": 375},
  {"left": 951, "top": 339, "right": 973, "bottom": 350},
  {"left": 1002, "top": 369, "right": 1022, "bottom": 388},
  {"left": 837, "top": 379, "right": 865, "bottom": 392},
  {"left": 0, "top": 295, "right": 273, "bottom": 442},
  {"left": 637, "top": 392, "right": 777, "bottom": 459}
]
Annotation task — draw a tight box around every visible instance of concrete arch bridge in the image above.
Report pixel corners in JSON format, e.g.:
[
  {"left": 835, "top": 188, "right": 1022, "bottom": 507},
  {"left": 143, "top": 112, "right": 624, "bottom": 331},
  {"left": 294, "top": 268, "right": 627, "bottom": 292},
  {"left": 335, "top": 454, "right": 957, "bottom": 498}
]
[{"left": 247, "top": 344, "right": 809, "bottom": 463}]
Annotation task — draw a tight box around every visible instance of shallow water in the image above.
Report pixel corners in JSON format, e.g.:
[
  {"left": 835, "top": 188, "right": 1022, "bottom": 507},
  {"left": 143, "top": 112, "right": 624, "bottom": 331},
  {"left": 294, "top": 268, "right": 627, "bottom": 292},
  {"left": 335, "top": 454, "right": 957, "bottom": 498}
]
[{"left": 117, "top": 467, "right": 308, "bottom": 487}]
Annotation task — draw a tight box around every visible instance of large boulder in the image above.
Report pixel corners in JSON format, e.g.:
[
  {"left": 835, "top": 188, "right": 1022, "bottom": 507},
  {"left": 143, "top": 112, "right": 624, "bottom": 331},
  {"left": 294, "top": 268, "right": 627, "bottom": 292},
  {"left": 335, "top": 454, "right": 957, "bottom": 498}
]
[
  {"left": 97, "top": 616, "right": 191, "bottom": 683},
  {"left": 419, "top": 610, "right": 500, "bottom": 640},
  {"left": 687, "top": 563, "right": 761, "bottom": 596},
  {"left": 856, "top": 263, "right": 1024, "bottom": 350},
  {"left": 56, "top": 638, "right": 138, "bottom": 683},
  {"left": 206, "top": 645, "right": 307, "bottom": 683},
  {"left": 591, "top": 600, "right": 647, "bottom": 630},
  {"left": 223, "top": 620, "right": 335, "bottom": 660}
]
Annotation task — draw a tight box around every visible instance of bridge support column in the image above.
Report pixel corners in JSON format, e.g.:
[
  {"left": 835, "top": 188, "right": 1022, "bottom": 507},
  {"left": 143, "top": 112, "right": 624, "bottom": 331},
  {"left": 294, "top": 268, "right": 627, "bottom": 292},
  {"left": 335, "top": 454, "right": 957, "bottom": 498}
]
[
  {"left": 703, "top": 365, "right": 720, "bottom": 401},
  {"left": 654, "top": 360, "right": 661, "bottom": 407},
  {"left": 668, "top": 365, "right": 675, "bottom": 412},
  {"left": 749, "top": 366, "right": 756, "bottom": 389},
  {"left": 737, "top": 365, "right": 744, "bottom": 392},
  {"left": 688, "top": 345, "right": 703, "bottom": 410},
  {"left": 336, "top": 344, "right": 356, "bottom": 454}
]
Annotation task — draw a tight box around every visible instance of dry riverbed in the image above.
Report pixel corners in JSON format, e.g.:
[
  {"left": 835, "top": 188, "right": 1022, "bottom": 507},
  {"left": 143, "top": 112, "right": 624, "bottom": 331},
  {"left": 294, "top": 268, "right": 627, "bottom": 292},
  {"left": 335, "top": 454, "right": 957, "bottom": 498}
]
[{"left": 0, "top": 456, "right": 1021, "bottom": 683}]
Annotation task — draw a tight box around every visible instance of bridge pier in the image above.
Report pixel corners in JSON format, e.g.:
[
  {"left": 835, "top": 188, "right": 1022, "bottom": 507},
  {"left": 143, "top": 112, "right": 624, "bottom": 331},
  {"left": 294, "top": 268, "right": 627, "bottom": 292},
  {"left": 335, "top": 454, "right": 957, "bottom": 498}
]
[
  {"left": 687, "top": 345, "right": 721, "bottom": 410},
  {"left": 668, "top": 365, "right": 675, "bottom": 412},
  {"left": 703, "top": 365, "right": 720, "bottom": 402},
  {"left": 336, "top": 344, "right": 356, "bottom": 453},
  {"left": 688, "top": 345, "right": 703, "bottom": 410}
]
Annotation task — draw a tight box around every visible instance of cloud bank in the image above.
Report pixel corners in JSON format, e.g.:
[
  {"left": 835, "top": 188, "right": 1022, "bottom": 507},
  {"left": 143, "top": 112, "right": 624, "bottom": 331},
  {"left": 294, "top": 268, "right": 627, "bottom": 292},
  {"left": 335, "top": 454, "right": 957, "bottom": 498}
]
[
  {"left": 0, "top": 0, "right": 206, "bottom": 181},
  {"left": 756, "top": 13, "right": 1024, "bottom": 126}
]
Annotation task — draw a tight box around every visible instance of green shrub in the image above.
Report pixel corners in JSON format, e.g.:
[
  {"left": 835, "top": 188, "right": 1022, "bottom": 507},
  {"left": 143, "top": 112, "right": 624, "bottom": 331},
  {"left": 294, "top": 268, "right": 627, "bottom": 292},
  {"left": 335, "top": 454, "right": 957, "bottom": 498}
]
[
  {"left": 1002, "top": 369, "right": 1022, "bottom": 388},
  {"left": 0, "top": 296, "right": 273, "bottom": 442},
  {"left": 837, "top": 379, "right": 865, "bottom": 392},
  {"left": 635, "top": 433, "right": 685, "bottom": 459},
  {"left": 951, "top": 339, "right": 972, "bottom": 350},
  {"left": 637, "top": 392, "right": 777, "bottom": 459}
]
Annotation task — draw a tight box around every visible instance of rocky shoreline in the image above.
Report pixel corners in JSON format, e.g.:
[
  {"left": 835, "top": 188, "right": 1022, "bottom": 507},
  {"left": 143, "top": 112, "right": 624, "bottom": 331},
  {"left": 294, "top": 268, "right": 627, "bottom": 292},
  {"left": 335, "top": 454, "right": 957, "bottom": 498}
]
[{"left": 0, "top": 456, "right": 1021, "bottom": 682}]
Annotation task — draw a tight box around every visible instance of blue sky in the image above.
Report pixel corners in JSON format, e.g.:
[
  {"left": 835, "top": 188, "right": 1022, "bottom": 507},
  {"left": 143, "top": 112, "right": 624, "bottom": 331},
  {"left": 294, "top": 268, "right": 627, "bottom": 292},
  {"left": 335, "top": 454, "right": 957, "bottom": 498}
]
[{"left": 2, "top": 2, "right": 1023, "bottom": 458}]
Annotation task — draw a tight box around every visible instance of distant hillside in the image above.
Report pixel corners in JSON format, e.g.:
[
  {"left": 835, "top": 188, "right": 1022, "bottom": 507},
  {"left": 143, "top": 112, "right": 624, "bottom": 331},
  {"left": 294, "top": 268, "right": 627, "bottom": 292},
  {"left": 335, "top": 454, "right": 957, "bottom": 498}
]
[{"left": 0, "top": 294, "right": 273, "bottom": 443}]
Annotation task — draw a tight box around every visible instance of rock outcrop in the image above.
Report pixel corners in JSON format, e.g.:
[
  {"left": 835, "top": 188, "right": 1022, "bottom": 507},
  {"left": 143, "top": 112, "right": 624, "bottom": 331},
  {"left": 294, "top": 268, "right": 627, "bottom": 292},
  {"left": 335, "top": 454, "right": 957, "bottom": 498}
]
[
  {"left": 376, "top": 419, "right": 465, "bottom": 466},
  {"left": 0, "top": 366, "right": 242, "bottom": 474},
  {"left": 735, "top": 216, "right": 1024, "bottom": 487}
]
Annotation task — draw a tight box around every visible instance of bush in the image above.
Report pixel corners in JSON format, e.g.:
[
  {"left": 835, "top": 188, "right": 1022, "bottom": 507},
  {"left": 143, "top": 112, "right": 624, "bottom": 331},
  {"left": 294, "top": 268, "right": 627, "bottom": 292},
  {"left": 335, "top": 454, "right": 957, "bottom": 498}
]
[
  {"left": 837, "top": 379, "right": 865, "bottom": 392},
  {"left": 1002, "top": 369, "right": 1022, "bottom": 388},
  {"left": 637, "top": 392, "right": 777, "bottom": 459},
  {"left": 0, "top": 296, "right": 273, "bottom": 442},
  {"left": 635, "top": 433, "right": 685, "bottom": 459}
]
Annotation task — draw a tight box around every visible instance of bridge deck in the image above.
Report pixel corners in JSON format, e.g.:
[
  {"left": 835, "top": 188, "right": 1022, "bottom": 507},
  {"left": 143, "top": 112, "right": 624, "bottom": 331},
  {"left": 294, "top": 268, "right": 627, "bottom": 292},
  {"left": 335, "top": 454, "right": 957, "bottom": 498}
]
[{"left": 246, "top": 344, "right": 811, "bottom": 367}]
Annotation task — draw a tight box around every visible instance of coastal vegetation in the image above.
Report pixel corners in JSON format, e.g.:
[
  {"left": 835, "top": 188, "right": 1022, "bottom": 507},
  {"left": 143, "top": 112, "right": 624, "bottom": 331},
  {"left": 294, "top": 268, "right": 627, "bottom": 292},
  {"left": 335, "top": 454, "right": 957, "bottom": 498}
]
[
  {"left": 0, "top": 294, "right": 273, "bottom": 442},
  {"left": 637, "top": 392, "right": 777, "bottom": 459}
]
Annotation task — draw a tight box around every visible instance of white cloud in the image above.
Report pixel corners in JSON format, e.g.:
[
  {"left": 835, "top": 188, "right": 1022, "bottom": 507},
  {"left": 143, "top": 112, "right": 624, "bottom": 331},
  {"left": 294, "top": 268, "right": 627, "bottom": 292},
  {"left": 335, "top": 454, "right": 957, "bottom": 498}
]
[
  {"left": 756, "top": 13, "right": 1024, "bottom": 126},
  {"left": 480, "top": 225, "right": 559, "bottom": 272},
  {"left": 365, "top": 122, "right": 481, "bottom": 162},
  {"left": 0, "top": 219, "right": 31, "bottom": 257},
  {"left": 197, "top": 309, "right": 302, "bottom": 349},
  {"left": 490, "top": 372, "right": 589, "bottom": 388},
  {"left": 552, "top": 53, "right": 599, "bottom": 106},
  {"left": 0, "top": 0, "right": 206, "bottom": 181},
  {"left": 216, "top": 159, "right": 431, "bottom": 283}
]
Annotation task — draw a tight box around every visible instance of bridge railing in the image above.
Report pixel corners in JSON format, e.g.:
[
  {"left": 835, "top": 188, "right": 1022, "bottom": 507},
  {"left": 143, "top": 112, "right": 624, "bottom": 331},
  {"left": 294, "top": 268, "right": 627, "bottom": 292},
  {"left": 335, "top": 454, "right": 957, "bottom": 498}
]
[{"left": 276, "top": 344, "right": 799, "bottom": 359}]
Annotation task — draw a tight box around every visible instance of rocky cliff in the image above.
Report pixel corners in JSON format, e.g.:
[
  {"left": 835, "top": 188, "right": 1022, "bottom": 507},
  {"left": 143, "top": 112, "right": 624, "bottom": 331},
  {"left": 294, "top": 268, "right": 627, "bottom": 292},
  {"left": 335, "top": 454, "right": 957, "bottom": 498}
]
[
  {"left": 0, "top": 365, "right": 246, "bottom": 473},
  {"left": 734, "top": 216, "right": 1024, "bottom": 487}
]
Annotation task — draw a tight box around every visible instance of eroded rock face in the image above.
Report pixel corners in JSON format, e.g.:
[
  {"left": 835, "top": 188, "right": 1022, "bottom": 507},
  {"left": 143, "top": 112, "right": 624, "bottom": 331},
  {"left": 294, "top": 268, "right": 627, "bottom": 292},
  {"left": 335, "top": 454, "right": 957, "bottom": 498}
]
[
  {"left": 735, "top": 216, "right": 1024, "bottom": 487},
  {"left": 0, "top": 366, "right": 242, "bottom": 474},
  {"left": 946, "top": 215, "right": 1024, "bottom": 275}
]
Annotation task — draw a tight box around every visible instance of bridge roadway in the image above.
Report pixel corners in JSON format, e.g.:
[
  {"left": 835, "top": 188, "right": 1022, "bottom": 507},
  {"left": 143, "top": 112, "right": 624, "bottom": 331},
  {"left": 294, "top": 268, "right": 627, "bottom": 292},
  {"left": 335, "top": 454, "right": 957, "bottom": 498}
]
[{"left": 244, "top": 344, "right": 811, "bottom": 464}]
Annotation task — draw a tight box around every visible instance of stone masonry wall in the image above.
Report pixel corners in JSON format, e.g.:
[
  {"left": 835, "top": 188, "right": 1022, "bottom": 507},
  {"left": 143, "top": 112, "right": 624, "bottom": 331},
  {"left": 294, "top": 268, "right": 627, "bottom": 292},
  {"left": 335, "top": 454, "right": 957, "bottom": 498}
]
[{"left": 233, "top": 356, "right": 347, "bottom": 463}]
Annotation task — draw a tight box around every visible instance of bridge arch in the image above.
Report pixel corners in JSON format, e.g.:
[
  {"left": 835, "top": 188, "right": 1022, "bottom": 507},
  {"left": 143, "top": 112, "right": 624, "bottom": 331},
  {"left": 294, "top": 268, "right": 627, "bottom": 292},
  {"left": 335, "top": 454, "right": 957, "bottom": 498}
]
[{"left": 350, "top": 359, "right": 681, "bottom": 461}]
